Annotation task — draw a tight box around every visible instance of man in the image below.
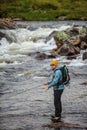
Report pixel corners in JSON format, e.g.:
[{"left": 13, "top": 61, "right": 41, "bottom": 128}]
[{"left": 44, "top": 60, "right": 64, "bottom": 122}]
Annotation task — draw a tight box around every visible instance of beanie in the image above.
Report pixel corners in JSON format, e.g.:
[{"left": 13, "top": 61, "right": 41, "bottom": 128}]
[{"left": 50, "top": 60, "right": 58, "bottom": 66}]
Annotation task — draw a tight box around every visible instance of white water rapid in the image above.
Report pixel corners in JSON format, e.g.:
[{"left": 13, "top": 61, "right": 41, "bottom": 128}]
[{"left": 0, "top": 21, "right": 87, "bottom": 67}]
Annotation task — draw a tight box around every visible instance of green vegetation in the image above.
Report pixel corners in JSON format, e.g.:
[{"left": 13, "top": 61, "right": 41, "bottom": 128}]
[{"left": 0, "top": 0, "right": 87, "bottom": 21}]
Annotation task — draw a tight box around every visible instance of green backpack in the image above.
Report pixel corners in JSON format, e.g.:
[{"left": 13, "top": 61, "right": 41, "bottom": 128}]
[{"left": 58, "top": 65, "right": 70, "bottom": 85}]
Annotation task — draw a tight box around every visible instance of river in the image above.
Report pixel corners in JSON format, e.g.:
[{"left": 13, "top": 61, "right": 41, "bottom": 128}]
[{"left": 0, "top": 21, "right": 87, "bottom": 130}]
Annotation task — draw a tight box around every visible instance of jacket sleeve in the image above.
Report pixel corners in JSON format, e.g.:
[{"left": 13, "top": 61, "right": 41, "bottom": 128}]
[{"left": 48, "top": 70, "right": 61, "bottom": 89}]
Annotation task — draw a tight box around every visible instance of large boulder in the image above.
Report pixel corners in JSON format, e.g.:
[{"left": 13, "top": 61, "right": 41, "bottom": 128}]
[{"left": 58, "top": 43, "right": 76, "bottom": 56}]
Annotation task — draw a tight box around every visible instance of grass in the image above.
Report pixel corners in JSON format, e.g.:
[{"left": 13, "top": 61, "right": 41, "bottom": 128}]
[{"left": 0, "top": 0, "right": 87, "bottom": 21}]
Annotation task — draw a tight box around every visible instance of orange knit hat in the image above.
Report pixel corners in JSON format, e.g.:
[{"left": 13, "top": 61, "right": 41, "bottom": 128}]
[{"left": 50, "top": 60, "right": 59, "bottom": 66}]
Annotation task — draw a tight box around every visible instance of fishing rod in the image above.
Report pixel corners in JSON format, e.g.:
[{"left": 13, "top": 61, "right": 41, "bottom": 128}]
[
  {"left": 16, "top": 84, "right": 42, "bottom": 95},
  {"left": 1, "top": 83, "right": 45, "bottom": 110}
]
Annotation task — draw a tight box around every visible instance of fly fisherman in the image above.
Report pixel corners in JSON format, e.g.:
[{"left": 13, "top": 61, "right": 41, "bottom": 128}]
[{"left": 44, "top": 60, "right": 64, "bottom": 122}]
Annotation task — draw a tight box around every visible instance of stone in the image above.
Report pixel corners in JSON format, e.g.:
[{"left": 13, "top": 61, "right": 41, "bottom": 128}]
[
  {"left": 80, "top": 41, "right": 87, "bottom": 50},
  {"left": 82, "top": 52, "right": 87, "bottom": 60},
  {"left": 0, "top": 18, "right": 17, "bottom": 29},
  {"left": 58, "top": 43, "right": 76, "bottom": 56}
]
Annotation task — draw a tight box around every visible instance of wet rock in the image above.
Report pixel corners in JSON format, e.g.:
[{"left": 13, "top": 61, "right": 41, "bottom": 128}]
[
  {"left": 82, "top": 52, "right": 87, "bottom": 60},
  {"left": 43, "top": 121, "right": 87, "bottom": 129},
  {"left": 80, "top": 41, "right": 87, "bottom": 50},
  {"left": 45, "top": 30, "right": 58, "bottom": 43},
  {"left": 13, "top": 18, "right": 23, "bottom": 21},
  {"left": 58, "top": 43, "right": 76, "bottom": 56},
  {"left": 80, "top": 81, "right": 87, "bottom": 85},
  {"left": 17, "top": 24, "right": 27, "bottom": 28},
  {"left": 46, "top": 26, "right": 87, "bottom": 58},
  {"left": 74, "top": 46, "right": 80, "bottom": 54},
  {"left": 0, "top": 31, "right": 13, "bottom": 43},
  {"left": 5, "top": 60, "right": 13, "bottom": 64},
  {"left": 58, "top": 16, "right": 66, "bottom": 20},
  {"left": 70, "top": 37, "right": 81, "bottom": 46},
  {"left": 55, "top": 40, "right": 63, "bottom": 49},
  {"left": 0, "top": 18, "right": 17, "bottom": 29},
  {"left": 27, "top": 26, "right": 38, "bottom": 31},
  {"left": 69, "top": 28, "right": 79, "bottom": 36},
  {"left": 35, "top": 52, "right": 56, "bottom": 60},
  {"left": 54, "top": 31, "right": 69, "bottom": 46},
  {"left": 0, "top": 32, "right": 5, "bottom": 40},
  {"left": 67, "top": 55, "right": 77, "bottom": 60},
  {"left": 35, "top": 52, "right": 47, "bottom": 60},
  {"left": 80, "top": 35, "right": 87, "bottom": 43}
]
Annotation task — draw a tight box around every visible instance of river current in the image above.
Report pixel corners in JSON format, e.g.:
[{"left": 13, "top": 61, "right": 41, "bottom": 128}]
[{"left": 0, "top": 21, "right": 87, "bottom": 130}]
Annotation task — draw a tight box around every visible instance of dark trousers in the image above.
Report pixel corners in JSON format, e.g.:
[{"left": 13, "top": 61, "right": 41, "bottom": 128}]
[{"left": 54, "top": 89, "right": 63, "bottom": 117}]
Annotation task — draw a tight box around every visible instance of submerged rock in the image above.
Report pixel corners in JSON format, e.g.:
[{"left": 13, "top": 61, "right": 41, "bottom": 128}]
[
  {"left": 80, "top": 81, "right": 87, "bottom": 85},
  {"left": 35, "top": 52, "right": 56, "bottom": 60}
]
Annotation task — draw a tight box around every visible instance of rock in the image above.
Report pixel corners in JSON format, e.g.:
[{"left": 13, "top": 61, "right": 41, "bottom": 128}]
[
  {"left": 80, "top": 35, "right": 87, "bottom": 43},
  {"left": 45, "top": 31, "right": 58, "bottom": 43},
  {"left": 58, "top": 43, "right": 76, "bottom": 56},
  {"left": 58, "top": 16, "right": 66, "bottom": 20},
  {"left": 17, "top": 24, "right": 27, "bottom": 28},
  {"left": 74, "top": 46, "right": 80, "bottom": 54},
  {"left": 0, "top": 18, "right": 17, "bottom": 29},
  {"left": 55, "top": 40, "right": 63, "bottom": 49},
  {"left": 70, "top": 37, "right": 81, "bottom": 46},
  {"left": 35, "top": 52, "right": 56, "bottom": 60},
  {"left": 43, "top": 120, "right": 87, "bottom": 129},
  {"left": 67, "top": 55, "right": 77, "bottom": 60},
  {"left": 54, "top": 31, "right": 69, "bottom": 44},
  {"left": 5, "top": 60, "right": 13, "bottom": 64},
  {"left": 66, "top": 27, "right": 79, "bottom": 36},
  {"left": 27, "top": 26, "right": 38, "bottom": 31},
  {"left": 13, "top": 18, "right": 22, "bottom": 21},
  {"left": 35, "top": 52, "right": 47, "bottom": 60},
  {"left": 0, "top": 31, "right": 13, "bottom": 43},
  {"left": 80, "top": 81, "right": 87, "bottom": 85},
  {"left": 0, "top": 32, "right": 5, "bottom": 40},
  {"left": 82, "top": 52, "right": 87, "bottom": 60},
  {"left": 80, "top": 41, "right": 87, "bottom": 50}
]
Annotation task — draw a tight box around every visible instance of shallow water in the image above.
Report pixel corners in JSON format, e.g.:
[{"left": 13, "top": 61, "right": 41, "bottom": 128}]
[{"left": 0, "top": 59, "right": 87, "bottom": 130}]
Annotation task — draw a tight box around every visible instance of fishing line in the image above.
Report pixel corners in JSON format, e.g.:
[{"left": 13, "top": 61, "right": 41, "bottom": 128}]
[{"left": 1, "top": 83, "right": 44, "bottom": 100}]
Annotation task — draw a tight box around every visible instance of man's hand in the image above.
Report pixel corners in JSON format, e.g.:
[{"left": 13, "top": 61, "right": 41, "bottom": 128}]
[
  {"left": 43, "top": 82, "right": 49, "bottom": 91},
  {"left": 44, "top": 82, "right": 48, "bottom": 85},
  {"left": 45, "top": 87, "right": 49, "bottom": 92}
]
